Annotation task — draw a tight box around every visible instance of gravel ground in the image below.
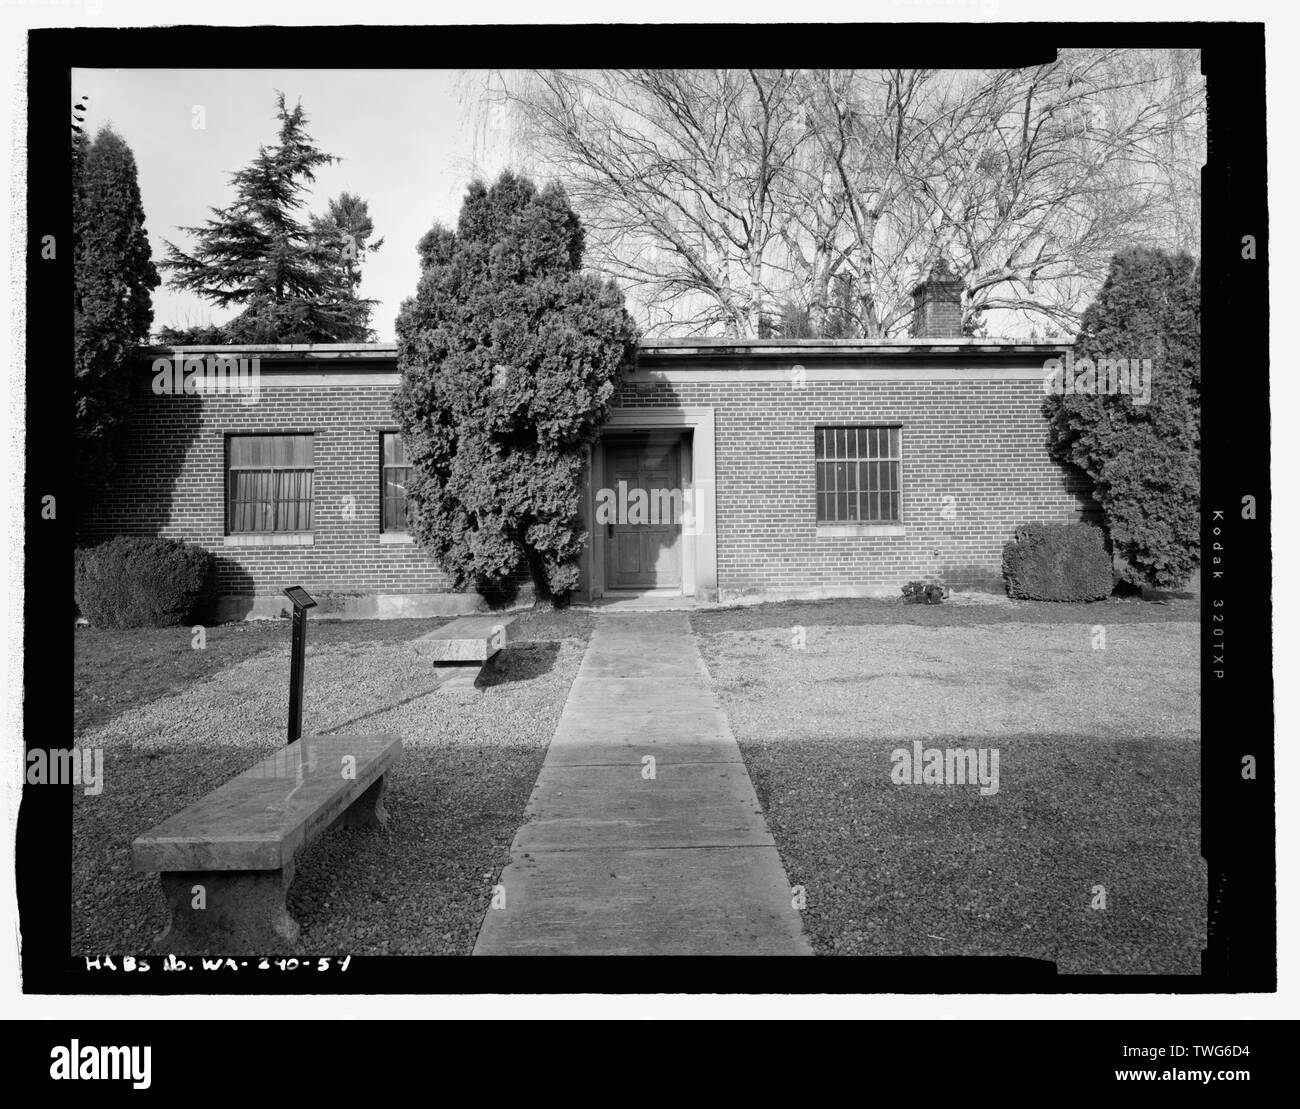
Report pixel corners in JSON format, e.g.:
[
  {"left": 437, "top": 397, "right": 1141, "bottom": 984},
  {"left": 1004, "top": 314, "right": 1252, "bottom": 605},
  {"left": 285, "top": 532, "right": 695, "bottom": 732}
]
[
  {"left": 696, "top": 621, "right": 1204, "bottom": 973},
  {"left": 691, "top": 592, "right": 1198, "bottom": 634},
  {"left": 74, "top": 617, "right": 455, "bottom": 736},
  {"left": 73, "top": 612, "right": 591, "bottom": 956}
]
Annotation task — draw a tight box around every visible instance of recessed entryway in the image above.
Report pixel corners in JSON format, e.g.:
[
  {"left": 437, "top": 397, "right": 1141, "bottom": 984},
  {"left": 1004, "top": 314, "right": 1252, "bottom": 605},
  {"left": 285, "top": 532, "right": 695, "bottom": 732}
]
[
  {"left": 602, "top": 433, "right": 684, "bottom": 591},
  {"left": 582, "top": 406, "right": 719, "bottom": 604}
]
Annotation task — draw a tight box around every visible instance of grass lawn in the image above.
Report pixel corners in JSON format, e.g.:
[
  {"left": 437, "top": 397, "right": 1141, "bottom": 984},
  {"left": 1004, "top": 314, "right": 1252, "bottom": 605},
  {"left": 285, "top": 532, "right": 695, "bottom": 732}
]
[
  {"left": 72, "top": 608, "right": 595, "bottom": 956},
  {"left": 691, "top": 598, "right": 1203, "bottom": 974}
]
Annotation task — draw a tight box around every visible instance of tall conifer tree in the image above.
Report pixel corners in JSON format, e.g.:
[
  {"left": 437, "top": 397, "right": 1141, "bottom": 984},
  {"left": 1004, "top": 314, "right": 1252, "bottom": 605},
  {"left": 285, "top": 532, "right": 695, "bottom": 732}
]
[
  {"left": 1043, "top": 247, "right": 1201, "bottom": 588},
  {"left": 74, "top": 124, "right": 160, "bottom": 521},
  {"left": 161, "top": 93, "right": 373, "bottom": 343}
]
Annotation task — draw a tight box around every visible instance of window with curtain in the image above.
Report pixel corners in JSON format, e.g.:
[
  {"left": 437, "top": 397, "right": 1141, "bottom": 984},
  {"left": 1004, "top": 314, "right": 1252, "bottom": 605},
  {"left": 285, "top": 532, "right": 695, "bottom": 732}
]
[
  {"left": 815, "top": 426, "right": 902, "bottom": 524},
  {"left": 381, "top": 432, "right": 413, "bottom": 532},
  {"left": 226, "top": 434, "right": 314, "bottom": 533}
]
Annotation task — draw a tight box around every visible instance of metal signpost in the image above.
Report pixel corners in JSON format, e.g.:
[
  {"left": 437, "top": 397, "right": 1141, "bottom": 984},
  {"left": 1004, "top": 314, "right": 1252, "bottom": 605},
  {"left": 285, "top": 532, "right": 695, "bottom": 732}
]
[{"left": 283, "top": 585, "right": 317, "bottom": 745}]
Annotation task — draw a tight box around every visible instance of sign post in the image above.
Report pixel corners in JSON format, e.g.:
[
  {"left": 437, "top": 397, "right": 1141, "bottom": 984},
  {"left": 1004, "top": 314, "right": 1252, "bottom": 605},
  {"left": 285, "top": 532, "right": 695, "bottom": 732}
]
[{"left": 283, "top": 586, "right": 317, "bottom": 745}]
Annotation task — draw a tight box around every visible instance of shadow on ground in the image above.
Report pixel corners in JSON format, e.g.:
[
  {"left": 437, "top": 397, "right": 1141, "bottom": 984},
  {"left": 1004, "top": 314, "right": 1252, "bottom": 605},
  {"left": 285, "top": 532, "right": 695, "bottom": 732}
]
[
  {"left": 696, "top": 618, "right": 1202, "bottom": 973},
  {"left": 477, "top": 642, "right": 562, "bottom": 688},
  {"left": 72, "top": 619, "right": 595, "bottom": 957},
  {"left": 72, "top": 738, "right": 551, "bottom": 957},
  {"left": 741, "top": 731, "right": 1206, "bottom": 974}
]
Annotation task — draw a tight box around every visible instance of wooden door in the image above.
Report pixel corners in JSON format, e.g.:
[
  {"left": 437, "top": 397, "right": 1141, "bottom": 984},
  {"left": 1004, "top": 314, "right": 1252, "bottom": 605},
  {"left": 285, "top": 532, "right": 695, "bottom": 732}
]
[{"left": 603, "top": 437, "right": 682, "bottom": 590}]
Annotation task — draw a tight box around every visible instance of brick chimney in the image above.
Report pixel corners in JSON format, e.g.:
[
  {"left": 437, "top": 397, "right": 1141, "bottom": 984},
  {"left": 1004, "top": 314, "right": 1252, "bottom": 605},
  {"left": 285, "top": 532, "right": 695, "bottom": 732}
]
[{"left": 909, "top": 259, "right": 965, "bottom": 338}]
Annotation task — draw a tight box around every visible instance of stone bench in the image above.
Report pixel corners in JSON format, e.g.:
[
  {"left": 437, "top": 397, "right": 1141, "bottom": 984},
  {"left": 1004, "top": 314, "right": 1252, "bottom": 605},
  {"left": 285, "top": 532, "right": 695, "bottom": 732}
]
[
  {"left": 414, "top": 615, "right": 515, "bottom": 690},
  {"left": 413, "top": 614, "right": 514, "bottom": 662},
  {"left": 132, "top": 733, "right": 401, "bottom": 954}
]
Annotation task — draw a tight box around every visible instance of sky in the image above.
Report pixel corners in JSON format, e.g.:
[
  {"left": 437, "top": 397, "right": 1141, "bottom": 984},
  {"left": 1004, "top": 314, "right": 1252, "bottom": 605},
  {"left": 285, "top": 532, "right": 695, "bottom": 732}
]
[{"left": 72, "top": 68, "right": 517, "bottom": 342}]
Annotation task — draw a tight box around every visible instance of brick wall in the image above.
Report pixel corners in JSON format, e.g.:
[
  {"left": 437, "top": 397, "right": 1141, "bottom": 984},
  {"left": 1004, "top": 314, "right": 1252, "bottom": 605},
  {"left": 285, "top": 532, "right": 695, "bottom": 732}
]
[
  {"left": 614, "top": 373, "right": 1098, "bottom": 598},
  {"left": 80, "top": 375, "right": 452, "bottom": 605},
  {"left": 83, "top": 348, "right": 1098, "bottom": 609}
]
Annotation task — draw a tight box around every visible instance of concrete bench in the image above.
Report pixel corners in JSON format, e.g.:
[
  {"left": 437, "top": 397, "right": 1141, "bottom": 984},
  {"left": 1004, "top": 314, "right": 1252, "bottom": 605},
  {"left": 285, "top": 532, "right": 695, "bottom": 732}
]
[
  {"left": 413, "top": 614, "right": 514, "bottom": 662},
  {"left": 132, "top": 733, "right": 401, "bottom": 954},
  {"left": 414, "top": 615, "right": 515, "bottom": 691}
]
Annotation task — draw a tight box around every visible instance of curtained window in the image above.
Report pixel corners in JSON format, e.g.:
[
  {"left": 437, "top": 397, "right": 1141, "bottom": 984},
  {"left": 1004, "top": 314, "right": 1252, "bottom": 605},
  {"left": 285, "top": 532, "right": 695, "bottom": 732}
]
[
  {"left": 381, "top": 432, "right": 413, "bottom": 532},
  {"left": 227, "top": 434, "right": 314, "bottom": 533}
]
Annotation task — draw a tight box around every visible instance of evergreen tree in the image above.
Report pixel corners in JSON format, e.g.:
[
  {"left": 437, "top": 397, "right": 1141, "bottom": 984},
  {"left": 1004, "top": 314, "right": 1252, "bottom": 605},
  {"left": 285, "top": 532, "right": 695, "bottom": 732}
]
[
  {"left": 1043, "top": 247, "right": 1201, "bottom": 588},
  {"left": 308, "top": 192, "right": 385, "bottom": 340},
  {"left": 774, "top": 276, "right": 859, "bottom": 339},
  {"left": 393, "top": 171, "right": 639, "bottom": 603},
  {"left": 154, "top": 322, "right": 231, "bottom": 346},
  {"left": 74, "top": 125, "right": 160, "bottom": 520},
  {"left": 70, "top": 93, "right": 89, "bottom": 167},
  {"left": 160, "top": 93, "right": 371, "bottom": 343}
]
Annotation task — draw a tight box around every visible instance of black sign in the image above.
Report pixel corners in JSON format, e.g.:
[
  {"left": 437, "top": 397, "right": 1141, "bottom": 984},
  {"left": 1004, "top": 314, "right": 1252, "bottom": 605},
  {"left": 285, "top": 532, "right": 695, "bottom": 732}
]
[{"left": 283, "top": 586, "right": 317, "bottom": 609}]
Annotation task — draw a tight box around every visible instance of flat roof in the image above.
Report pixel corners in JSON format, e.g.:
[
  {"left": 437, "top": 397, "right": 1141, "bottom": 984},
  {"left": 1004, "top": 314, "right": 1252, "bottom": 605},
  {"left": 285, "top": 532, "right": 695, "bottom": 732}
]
[{"left": 145, "top": 337, "right": 1069, "bottom": 360}]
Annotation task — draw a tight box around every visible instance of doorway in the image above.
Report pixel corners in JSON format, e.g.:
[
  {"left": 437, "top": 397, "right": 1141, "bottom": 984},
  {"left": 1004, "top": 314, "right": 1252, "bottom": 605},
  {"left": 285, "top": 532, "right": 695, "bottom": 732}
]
[
  {"left": 601, "top": 434, "right": 684, "bottom": 591},
  {"left": 582, "top": 407, "right": 717, "bottom": 604}
]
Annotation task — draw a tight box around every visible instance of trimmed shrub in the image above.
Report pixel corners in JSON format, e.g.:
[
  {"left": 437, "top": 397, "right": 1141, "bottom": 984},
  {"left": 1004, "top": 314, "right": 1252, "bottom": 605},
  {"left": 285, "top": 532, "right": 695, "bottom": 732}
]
[
  {"left": 1002, "top": 523, "right": 1114, "bottom": 602},
  {"left": 74, "top": 537, "right": 215, "bottom": 628}
]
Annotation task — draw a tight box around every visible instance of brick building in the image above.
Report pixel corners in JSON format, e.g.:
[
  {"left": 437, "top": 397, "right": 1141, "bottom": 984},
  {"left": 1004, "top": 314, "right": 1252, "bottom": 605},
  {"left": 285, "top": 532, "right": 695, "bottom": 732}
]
[{"left": 82, "top": 281, "right": 1096, "bottom": 619}]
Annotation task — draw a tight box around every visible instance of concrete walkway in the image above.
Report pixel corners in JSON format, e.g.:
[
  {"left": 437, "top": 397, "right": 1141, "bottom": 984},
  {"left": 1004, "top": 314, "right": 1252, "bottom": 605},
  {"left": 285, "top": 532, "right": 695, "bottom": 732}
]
[{"left": 473, "top": 612, "right": 812, "bottom": 955}]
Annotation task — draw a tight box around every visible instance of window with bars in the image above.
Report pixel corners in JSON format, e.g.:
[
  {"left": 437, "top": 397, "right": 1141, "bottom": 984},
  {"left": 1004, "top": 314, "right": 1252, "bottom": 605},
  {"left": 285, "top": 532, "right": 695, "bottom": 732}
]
[
  {"left": 226, "top": 434, "right": 314, "bottom": 533},
  {"left": 815, "top": 426, "right": 902, "bottom": 524},
  {"left": 381, "top": 432, "right": 413, "bottom": 532}
]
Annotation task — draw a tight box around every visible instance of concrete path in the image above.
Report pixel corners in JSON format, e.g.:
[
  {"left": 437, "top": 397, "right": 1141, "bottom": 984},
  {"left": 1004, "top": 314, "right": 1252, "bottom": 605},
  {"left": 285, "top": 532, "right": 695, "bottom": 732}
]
[{"left": 473, "top": 612, "right": 812, "bottom": 955}]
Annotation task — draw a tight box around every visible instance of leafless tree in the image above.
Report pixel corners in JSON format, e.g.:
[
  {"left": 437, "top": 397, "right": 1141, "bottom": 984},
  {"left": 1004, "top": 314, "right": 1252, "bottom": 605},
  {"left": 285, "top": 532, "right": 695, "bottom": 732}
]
[{"left": 481, "top": 53, "right": 1204, "bottom": 339}]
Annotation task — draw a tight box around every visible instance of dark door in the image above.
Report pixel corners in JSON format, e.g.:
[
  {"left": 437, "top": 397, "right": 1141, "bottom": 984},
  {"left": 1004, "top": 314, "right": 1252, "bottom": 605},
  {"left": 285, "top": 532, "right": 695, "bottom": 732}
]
[{"left": 603, "top": 437, "right": 682, "bottom": 590}]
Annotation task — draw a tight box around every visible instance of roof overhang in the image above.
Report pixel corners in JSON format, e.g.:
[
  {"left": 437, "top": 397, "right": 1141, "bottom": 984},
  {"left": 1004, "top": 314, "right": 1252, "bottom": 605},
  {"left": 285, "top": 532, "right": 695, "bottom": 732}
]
[{"left": 143, "top": 337, "right": 1069, "bottom": 368}]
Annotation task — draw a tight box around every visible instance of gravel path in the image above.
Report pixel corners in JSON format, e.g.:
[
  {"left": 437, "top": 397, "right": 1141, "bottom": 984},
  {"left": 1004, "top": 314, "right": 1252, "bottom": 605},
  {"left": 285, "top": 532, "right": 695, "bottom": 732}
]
[
  {"left": 696, "top": 621, "right": 1204, "bottom": 973},
  {"left": 73, "top": 624, "right": 588, "bottom": 956}
]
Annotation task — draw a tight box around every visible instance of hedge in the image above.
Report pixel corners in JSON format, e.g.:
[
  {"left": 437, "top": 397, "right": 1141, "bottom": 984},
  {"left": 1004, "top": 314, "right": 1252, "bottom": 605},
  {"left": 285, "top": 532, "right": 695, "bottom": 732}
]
[
  {"left": 74, "top": 537, "right": 215, "bottom": 628},
  {"left": 1001, "top": 522, "right": 1114, "bottom": 602}
]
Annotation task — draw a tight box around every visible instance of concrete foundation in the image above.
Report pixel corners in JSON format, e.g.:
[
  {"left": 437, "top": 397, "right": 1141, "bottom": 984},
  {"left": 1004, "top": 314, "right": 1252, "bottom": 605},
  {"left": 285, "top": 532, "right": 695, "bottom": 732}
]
[{"left": 212, "top": 591, "right": 500, "bottom": 623}]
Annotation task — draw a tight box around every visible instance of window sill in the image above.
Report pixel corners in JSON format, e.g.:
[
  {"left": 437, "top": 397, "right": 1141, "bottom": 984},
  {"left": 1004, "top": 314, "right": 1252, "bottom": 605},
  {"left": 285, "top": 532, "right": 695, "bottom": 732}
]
[
  {"left": 224, "top": 533, "right": 314, "bottom": 547},
  {"left": 378, "top": 531, "right": 414, "bottom": 545},
  {"left": 816, "top": 523, "right": 906, "bottom": 538}
]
